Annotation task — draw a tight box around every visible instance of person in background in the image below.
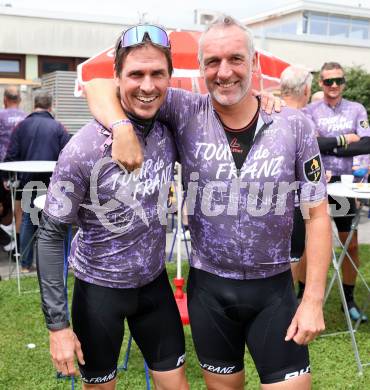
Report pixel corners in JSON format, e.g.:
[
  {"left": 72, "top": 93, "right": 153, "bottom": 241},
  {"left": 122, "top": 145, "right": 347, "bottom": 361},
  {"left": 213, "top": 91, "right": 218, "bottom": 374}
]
[
  {"left": 279, "top": 65, "right": 315, "bottom": 282},
  {"left": 279, "top": 65, "right": 360, "bottom": 285},
  {"left": 4, "top": 92, "right": 69, "bottom": 273},
  {"left": 303, "top": 62, "right": 370, "bottom": 321},
  {"left": 0, "top": 86, "right": 26, "bottom": 251},
  {"left": 310, "top": 91, "right": 324, "bottom": 103},
  {"left": 352, "top": 154, "right": 369, "bottom": 183},
  {"left": 0, "top": 86, "right": 26, "bottom": 161}
]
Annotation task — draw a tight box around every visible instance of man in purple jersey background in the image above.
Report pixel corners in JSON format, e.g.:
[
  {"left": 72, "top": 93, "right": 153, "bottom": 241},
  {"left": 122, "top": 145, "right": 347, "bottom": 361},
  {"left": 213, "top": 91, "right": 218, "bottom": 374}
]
[
  {"left": 279, "top": 65, "right": 361, "bottom": 289},
  {"left": 0, "top": 85, "right": 26, "bottom": 161},
  {"left": 0, "top": 86, "right": 26, "bottom": 251},
  {"left": 85, "top": 16, "right": 332, "bottom": 390},
  {"left": 304, "top": 62, "right": 370, "bottom": 322},
  {"left": 37, "top": 26, "right": 188, "bottom": 390}
]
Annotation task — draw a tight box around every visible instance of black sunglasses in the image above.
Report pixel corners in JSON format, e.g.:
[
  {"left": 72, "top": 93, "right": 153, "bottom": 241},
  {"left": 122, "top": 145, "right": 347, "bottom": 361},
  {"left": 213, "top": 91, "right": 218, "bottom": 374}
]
[{"left": 322, "top": 77, "right": 346, "bottom": 86}]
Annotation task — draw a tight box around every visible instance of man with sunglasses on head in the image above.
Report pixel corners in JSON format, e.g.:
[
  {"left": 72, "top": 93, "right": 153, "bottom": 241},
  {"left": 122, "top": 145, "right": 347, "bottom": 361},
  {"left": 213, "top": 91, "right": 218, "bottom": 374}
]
[
  {"left": 85, "top": 16, "right": 332, "bottom": 390},
  {"left": 303, "top": 62, "right": 370, "bottom": 322},
  {"left": 37, "top": 25, "right": 189, "bottom": 390}
]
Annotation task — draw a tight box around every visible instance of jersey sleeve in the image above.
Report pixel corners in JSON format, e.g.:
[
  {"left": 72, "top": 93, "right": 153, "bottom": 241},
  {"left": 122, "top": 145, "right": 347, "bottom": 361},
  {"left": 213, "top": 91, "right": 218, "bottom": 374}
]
[
  {"left": 294, "top": 113, "right": 327, "bottom": 203},
  {"left": 0, "top": 115, "right": 4, "bottom": 132},
  {"left": 356, "top": 104, "right": 370, "bottom": 138},
  {"left": 158, "top": 88, "right": 204, "bottom": 135},
  {"left": 3, "top": 125, "right": 21, "bottom": 162},
  {"left": 301, "top": 104, "right": 314, "bottom": 121},
  {"left": 43, "top": 136, "right": 90, "bottom": 224}
]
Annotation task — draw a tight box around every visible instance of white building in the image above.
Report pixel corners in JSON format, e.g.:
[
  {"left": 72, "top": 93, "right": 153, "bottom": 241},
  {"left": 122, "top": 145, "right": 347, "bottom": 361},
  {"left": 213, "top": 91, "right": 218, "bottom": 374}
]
[
  {"left": 2, "top": 2, "right": 370, "bottom": 83},
  {"left": 0, "top": 6, "right": 138, "bottom": 125},
  {"left": 0, "top": 6, "right": 134, "bottom": 83},
  {"left": 242, "top": 0, "right": 370, "bottom": 71}
]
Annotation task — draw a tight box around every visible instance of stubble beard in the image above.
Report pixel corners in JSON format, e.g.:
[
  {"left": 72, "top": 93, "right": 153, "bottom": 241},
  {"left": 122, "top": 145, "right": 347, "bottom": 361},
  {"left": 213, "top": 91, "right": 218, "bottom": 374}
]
[{"left": 209, "top": 69, "right": 253, "bottom": 107}]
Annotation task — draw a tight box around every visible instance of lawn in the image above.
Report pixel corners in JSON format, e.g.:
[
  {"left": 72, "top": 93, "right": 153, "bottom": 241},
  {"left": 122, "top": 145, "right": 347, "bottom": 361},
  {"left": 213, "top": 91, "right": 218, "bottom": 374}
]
[{"left": 1, "top": 246, "right": 370, "bottom": 389}]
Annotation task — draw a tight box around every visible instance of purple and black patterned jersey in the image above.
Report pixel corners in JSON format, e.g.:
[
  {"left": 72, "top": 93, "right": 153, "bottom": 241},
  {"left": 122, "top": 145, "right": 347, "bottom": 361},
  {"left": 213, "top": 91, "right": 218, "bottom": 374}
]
[
  {"left": 305, "top": 98, "right": 370, "bottom": 176},
  {"left": 0, "top": 108, "right": 26, "bottom": 161},
  {"left": 160, "top": 89, "right": 326, "bottom": 280},
  {"left": 43, "top": 120, "right": 176, "bottom": 288}
]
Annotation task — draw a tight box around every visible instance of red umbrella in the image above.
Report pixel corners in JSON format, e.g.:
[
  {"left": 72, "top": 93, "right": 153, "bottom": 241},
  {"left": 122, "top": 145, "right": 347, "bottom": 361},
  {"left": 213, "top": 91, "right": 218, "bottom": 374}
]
[
  {"left": 168, "top": 31, "right": 290, "bottom": 91},
  {"left": 75, "top": 30, "right": 289, "bottom": 95}
]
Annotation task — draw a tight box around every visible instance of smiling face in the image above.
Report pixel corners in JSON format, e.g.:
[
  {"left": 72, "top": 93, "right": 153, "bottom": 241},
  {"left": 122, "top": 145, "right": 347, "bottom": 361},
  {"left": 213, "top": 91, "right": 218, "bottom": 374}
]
[
  {"left": 115, "top": 44, "right": 170, "bottom": 120},
  {"left": 200, "top": 25, "right": 257, "bottom": 108},
  {"left": 319, "top": 68, "right": 345, "bottom": 103}
]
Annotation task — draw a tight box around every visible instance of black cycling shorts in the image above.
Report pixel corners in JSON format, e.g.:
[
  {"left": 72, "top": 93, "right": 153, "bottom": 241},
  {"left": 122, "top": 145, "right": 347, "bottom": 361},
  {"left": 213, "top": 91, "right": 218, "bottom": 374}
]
[
  {"left": 72, "top": 269, "right": 185, "bottom": 385},
  {"left": 328, "top": 176, "right": 357, "bottom": 233},
  {"left": 328, "top": 196, "right": 356, "bottom": 233},
  {"left": 187, "top": 267, "right": 310, "bottom": 384},
  {"left": 290, "top": 206, "right": 306, "bottom": 260},
  {"left": 0, "top": 182, "right": 11, "bottom": 218}
]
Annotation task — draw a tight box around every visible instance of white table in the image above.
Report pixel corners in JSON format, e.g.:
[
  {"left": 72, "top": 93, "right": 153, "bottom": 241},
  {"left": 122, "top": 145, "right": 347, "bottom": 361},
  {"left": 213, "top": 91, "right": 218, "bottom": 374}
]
[
  {"left": 0, "top": 161, "right": 56, "bottom": 293},
  {"left": 0, "top": 161, "right": 56, "bottom": 173},
  {"left": 326, "top": 182, "right": 370, "bottom": 374},
  {"left": 327, "top": 181, "right": 370, "bottom": 200}
]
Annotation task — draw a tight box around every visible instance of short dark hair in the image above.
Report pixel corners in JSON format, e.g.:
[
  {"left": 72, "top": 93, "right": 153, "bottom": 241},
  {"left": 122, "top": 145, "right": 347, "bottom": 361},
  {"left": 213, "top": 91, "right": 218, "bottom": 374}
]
[
  {"left": 114, "top": 32, "right": 173, "bottom": 78},
  {"left": 320, "top": 62, "right": 344, "bottom": 78},
  {"left": 34, "top": 92, "right": 52, "bottom": 110},
  {"left": 4, "top": 86, "right": 21, "bottom": 102}
]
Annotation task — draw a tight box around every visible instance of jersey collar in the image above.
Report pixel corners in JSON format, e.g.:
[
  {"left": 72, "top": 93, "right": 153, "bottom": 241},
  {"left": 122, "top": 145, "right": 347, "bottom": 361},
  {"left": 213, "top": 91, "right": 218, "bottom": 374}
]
[{"left": 254, "top": 110, "right": 273, "bottom": 140}]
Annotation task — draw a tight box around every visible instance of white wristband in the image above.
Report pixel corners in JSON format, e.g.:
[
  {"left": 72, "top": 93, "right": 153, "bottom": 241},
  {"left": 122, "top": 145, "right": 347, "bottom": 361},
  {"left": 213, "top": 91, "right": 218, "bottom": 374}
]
[{"left": 109, "top": 119, "right": 132, "bottom": 131}]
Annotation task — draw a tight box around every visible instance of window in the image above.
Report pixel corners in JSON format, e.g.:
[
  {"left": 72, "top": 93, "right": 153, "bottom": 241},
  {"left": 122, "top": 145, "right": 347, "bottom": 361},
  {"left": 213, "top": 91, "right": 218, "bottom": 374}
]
[
  {"left": 39, "top": 56, "right": 74, "bottom": 77},
  {"left": 328, "top": 15, "right": 349, "bottom": 37},
  {"left": 329, "top": 23, "right": 348, "bottom": 37},
  {"left": 38, "top": 56, "right": 87, "bottom": 77},
  {"left": 305, "top": 12, "right": 370, "bottom": 40},
  {"left": 350, "top": 18, "right": 369, "bottom": 39},
  {"left": 309, "top": 13, "right": 328, "bottom": 36},
  {"left": 0, "top": 60, "right": 19, "bottom": 73},
  {"left": 0, "top": 54, "right": 25, "bottom": 79},
  {"left": 281, "top": 22, "right": 297, "bottom": 34}
]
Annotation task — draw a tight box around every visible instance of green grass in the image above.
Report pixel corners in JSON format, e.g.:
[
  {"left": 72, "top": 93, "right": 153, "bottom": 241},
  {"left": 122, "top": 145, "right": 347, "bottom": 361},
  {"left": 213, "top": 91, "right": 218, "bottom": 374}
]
[{"left": 1, "top": 246, "right": 370, "bottom": 389}]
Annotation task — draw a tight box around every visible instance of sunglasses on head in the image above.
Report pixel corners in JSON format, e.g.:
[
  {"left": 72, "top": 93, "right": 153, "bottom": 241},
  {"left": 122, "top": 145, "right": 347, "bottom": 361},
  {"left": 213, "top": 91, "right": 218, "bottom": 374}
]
[
  {"left": 322, "top": 77, "right": 345, "bottom": 87},
  {"left": 120, "top": 25, "right": 170, "bottom": 49}
]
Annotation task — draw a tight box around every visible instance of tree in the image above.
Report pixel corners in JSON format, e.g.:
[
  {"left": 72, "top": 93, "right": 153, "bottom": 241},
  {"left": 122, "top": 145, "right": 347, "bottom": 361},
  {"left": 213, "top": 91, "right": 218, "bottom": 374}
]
[{"left": 311, "top": 67, "right": 370, "bottom": 116}]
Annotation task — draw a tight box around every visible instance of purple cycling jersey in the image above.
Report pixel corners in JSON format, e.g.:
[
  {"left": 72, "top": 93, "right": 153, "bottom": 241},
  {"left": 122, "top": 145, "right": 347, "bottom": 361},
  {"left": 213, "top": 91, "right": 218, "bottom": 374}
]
[
  {"left": 305, "top": 98, "right": 370, "bottom": 176},
  {"left": 43, "top": 120, "right": 176, "bottom": 288},
  {"left": 160, "top": 89, "right": 326, "bottom": 280},
  {"left": 0, "top": 108, "right": 26, "bottom": 161}
]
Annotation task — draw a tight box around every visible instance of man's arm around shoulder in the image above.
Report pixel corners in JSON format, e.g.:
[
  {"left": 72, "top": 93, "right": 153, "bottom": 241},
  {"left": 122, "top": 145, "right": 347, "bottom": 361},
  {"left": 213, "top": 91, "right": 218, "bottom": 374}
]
[{"left": 85, "top": 79, "right": 143, "bottom": 170}]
